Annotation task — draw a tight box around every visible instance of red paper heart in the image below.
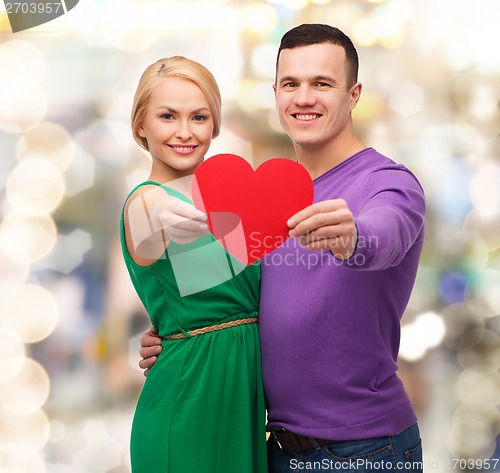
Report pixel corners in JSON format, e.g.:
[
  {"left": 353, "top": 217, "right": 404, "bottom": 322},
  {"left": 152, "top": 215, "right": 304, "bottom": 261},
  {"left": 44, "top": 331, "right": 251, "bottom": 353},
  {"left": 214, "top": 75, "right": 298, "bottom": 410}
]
[{"left": 192, "top": 154, "right": 314, "bottom": 265}]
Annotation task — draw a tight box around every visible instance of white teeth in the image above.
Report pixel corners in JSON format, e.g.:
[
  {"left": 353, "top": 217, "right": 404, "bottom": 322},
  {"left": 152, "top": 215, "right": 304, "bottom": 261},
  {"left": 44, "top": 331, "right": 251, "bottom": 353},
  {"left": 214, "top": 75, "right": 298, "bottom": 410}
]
[
  {"left": 172, "top": 146, "right": 194, "bottom": 152},
  {"left": 295, "top": 114, "right": 318, "bottom": 121}
]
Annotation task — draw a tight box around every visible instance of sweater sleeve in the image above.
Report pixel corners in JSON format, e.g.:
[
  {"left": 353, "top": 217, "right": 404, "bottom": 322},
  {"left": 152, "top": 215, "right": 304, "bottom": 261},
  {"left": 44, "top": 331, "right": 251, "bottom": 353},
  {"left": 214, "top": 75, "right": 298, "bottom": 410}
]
[{"left": 345, "top": 167, "right": 425, "bottom": 271}]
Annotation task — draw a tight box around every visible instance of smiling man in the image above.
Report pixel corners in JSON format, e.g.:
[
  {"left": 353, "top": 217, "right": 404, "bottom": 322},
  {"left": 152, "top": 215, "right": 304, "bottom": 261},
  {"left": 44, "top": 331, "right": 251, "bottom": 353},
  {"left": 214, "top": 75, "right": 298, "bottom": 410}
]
[
  {"left": 273, "top": 41, "right": 363, "bottom": 180},
  {"left": 259, "top": 24, "right": 426, "bottom": 473}
]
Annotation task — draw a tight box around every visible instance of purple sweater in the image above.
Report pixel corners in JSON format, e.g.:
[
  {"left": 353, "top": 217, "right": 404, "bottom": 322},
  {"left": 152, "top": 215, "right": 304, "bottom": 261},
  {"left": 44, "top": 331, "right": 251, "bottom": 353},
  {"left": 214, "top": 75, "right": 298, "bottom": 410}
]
[{"left": 259, "top": 148, "right": 426, "bottom": 440}]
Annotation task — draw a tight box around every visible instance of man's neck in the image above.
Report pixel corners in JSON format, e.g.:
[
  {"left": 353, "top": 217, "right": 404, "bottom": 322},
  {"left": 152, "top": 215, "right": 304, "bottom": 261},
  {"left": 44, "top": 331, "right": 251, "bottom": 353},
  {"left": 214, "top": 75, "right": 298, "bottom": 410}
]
[{"left": 295, "top": 135, "right": 366, "bottom": 180}]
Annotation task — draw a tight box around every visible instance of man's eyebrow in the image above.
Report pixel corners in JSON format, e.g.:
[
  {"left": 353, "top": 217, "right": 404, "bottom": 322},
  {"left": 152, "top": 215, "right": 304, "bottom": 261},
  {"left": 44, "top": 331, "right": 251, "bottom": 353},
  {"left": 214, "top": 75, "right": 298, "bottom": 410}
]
[
  {"left": 312, "top": 75, "right": 337, "bottom": 84},
  {"left": 278, "top": 75, "right": 338, "bottom": 85},
  {"left": 278, "top": 76, "right": 297, "bottom": 85}
]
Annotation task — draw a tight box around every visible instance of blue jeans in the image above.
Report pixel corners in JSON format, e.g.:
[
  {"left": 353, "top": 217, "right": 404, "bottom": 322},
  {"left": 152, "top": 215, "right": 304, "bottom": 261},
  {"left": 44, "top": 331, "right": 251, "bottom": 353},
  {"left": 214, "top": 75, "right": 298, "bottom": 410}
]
[{"left": 267, "top": 423, "right": 423, "bottom": 473}]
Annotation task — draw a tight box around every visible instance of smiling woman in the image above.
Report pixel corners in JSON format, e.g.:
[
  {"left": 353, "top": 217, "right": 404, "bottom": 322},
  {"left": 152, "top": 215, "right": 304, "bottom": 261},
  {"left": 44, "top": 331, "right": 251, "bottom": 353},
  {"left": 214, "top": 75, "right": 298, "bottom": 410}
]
[
  {"left": 120, "top": 56, "right": 268, "bottom": 473},
  {"left": 137, "top": 77, "right": 213, "bottom": 182}
]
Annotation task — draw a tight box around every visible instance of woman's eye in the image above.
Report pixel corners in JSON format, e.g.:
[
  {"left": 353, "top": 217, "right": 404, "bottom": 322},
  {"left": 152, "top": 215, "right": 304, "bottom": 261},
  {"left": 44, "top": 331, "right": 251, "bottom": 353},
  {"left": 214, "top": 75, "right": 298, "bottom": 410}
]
[
  {"left": 160, "top": 113, "right": 173, "bottom": 120},
  {"left": 193, "top": 115, "right": 207, "bottom": 121}
]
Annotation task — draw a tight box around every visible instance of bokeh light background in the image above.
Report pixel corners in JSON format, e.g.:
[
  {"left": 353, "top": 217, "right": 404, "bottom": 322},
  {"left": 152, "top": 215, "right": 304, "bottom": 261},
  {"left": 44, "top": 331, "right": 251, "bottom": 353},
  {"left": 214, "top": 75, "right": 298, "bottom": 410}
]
[{"left": 1, "top": 0, "right": 499, "bottom": 471}]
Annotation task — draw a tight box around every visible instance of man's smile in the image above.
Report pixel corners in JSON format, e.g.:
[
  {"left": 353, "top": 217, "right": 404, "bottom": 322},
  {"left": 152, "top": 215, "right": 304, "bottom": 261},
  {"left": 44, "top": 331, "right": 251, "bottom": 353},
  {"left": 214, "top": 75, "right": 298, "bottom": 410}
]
[{"left": 292, "top": 113, "right": 322, "bottom": 121}]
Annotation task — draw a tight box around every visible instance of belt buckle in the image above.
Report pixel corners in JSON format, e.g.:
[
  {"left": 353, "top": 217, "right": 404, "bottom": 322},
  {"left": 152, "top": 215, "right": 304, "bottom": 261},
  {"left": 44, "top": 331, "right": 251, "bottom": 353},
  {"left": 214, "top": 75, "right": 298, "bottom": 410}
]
[
  {"left": 272, "top": 427, "right": 306, "bottom": 454},
  {"left": 271, "top": 427, "right": 289, "bottom": 452}
]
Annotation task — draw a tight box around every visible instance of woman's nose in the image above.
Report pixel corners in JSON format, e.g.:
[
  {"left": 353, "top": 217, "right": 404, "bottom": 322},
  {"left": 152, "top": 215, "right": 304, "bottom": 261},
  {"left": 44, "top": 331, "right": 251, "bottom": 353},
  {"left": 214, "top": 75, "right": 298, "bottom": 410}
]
[{"left": 175, "top": 120, "right": 193, "bottom": 140}]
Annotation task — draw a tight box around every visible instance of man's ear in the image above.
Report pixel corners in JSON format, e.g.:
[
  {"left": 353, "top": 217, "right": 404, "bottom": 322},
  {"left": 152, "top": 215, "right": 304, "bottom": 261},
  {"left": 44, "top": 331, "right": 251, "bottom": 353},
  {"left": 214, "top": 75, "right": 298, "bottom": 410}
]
[
  {"left": 272, "top": 83, "right": 277, "bottom": 107},
  {"left": 350, "top": 82, "right": 362, "bottom": 111}
]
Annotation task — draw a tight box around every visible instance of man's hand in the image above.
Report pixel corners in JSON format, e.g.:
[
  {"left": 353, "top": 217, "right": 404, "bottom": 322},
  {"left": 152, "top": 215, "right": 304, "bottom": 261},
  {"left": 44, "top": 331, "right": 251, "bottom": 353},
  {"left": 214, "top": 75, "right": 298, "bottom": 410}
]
[
  {"left": 287, "top": 199, "right": 357, "bottom": 260},
  {"left": 139, "top": 326, "right": 163, "bottom": 376}
]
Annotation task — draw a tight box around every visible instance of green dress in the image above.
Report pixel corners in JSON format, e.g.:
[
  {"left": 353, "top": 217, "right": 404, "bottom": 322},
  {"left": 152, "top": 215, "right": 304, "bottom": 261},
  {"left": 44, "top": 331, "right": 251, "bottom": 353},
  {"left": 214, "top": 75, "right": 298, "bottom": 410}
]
[{"left": 120, "top": 181, "right": 267, "bottom": 473}]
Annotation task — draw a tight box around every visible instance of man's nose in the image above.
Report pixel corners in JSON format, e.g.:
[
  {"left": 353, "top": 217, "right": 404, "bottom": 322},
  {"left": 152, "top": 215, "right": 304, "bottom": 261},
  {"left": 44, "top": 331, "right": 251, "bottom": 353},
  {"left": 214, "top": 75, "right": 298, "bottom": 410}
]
[{"left": 294, "top": 84, "right": 316, "bottom": 107}]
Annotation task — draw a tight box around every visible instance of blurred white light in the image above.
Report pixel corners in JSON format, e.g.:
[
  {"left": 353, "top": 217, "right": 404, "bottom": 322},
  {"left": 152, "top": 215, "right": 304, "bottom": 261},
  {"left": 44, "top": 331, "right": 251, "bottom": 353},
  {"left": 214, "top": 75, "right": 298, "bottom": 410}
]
[
  {"left": 71, "top": 420, "right": 123, "bottom": 472},
  {"left": 45, "top": 229, "right": 92, "bottom": 274},
  {"left": 0, "top": 454, "right": 46, "bottom": 473},
  {"left": 0, "top": 212, "right": 57, "bottom": 264},
  {"left": 0, "top": 41, "right": 46, "bottom": 132},
  {"left": 0, "top": 46, "right": 24, "bottom": 98},
  {"left": 406, "top": 265, "right": 439, "bottom": 312},
  {"left": 469, "top": 165, "right": 500, "bottom": 219},
  {"left": 207, "top": 127, "right": 253, "bottom": 164},
  {"left": 353, "top": 1, "right": 412, "bottom": 48},
  {"left": 434, "top": 1, "right": 500, "bottom": 70},
  {"left": 0, "top": 284, "right": 59, "bottom": 344},
  {"left": 452, "top": 70, "right": 500, "bottom": 118},
  {"left": 237, "top": 80, "right": 275, "bottom": 113},
  {"left": 16, "top": 122, "right": 75, "bottom": 173},
  {"left": 415, "top": 312, "right": 446, "bottom": 347},
  {"left": 463, "top": 208, "right": 500, "bottom": 251},
  {"left": 0, "top": 358, "right": 27, "bottom": 389},
  {"left": 147, "top": 1, "right": 237, "bottom": 32},
  {"left": 454, "top": 400, "right": 500, "bottom": 427},
  {"left": 73, "top": 115, "right": 136, "bottom": 167},
  {"left": 126, "top": 167, "right": 150, "bottom": 193},
  {"left": 0, "top": 87, "right": 48, "bottom": 134},
  {"left": 447, "top": 417, "right": 496, "bottom": 459},
  {"left": 389, "top": 80, "right": 424, "bottom": 117},
  {"left": 127, "top": 333, "right": 142, "bottom": 373},
  {"left": 0, "top": 40, "right": 45, "bottom": 98},
  {"left": 280, "top": 0, "right": 309, "bottom": 9},
  {"left": 399, "top": 311, "right": 446, "bottom": 361},
  {"left": 49, "top": 419, "right": 67, "bottom": 443},
  {"left": 456, "top": 365, "right": 500, "bottom": 406},
  {"left": 242, "top": 4, "right": 278, "bottom": 34},
  {"left": 0, "top": 246, "right": 29, "bottom": 296},
  {"left": 0, "top": 358, "right": 50, "bottom": 415},
  {"left": 251, "top": 44, "right": 279, "bottom": 80},
  {"left": 200, "top": 33, "right": 244, "bottom": 102},
  {"left": 101, "top": 1, "right": 160, "bottom": 52},
  {"left": 106, "top": 92, "right": 135, "bottom": 123},
  {"left": 399, "top": 323, "right": 427, "bottom": 361},
  {"left": 0, "top": 407, "right": 51, "bottom": 457},
  {"left": 64, "top": 145, "right": 96, "bottom": 197},
  {"left": 0, "top": 329, "right": 26, "bottom": 384},
  {"left": 6, "top": 159, "right": 65, "bottom": 216},
  {"left": 267, "top": 110, "right": 285, "bottom": 135},
  {"left": 466, "top": 269, "right": 500, "bottom": 318},
  {"left": 439, "top": 230, "right": 489, "bottom": 274}
]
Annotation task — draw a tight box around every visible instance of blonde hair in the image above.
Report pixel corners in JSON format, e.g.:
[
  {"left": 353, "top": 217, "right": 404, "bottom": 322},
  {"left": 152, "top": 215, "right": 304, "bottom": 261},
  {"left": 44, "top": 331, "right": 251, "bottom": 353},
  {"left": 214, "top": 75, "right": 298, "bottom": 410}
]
[{"left": 131, "top": 56, "right": 222, "bottom": 150}]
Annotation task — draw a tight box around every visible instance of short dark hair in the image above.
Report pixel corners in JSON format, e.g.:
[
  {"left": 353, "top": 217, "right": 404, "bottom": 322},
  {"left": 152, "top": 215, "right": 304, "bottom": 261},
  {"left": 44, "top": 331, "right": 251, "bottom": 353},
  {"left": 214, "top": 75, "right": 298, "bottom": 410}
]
[{"left": 275, "top": 23, "right": 359, "bottom": 88}]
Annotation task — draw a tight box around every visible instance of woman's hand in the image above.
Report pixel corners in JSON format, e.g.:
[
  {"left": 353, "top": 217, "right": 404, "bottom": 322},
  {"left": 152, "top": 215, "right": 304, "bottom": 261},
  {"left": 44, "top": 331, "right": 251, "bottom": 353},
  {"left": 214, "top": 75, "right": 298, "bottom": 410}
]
[
  {"left": 156, "top": 198, "right": 209, "bottom": 244},
  {"left": 139, "top": 326, "right": 163, "bottom": 376}
]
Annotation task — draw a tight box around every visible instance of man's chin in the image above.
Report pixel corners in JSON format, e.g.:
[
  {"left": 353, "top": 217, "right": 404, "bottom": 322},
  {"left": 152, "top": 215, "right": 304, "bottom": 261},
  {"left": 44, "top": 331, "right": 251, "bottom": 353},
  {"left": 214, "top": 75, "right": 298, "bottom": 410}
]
[{"left": 291, "top": 136, "right": 323, "bottom": 149}]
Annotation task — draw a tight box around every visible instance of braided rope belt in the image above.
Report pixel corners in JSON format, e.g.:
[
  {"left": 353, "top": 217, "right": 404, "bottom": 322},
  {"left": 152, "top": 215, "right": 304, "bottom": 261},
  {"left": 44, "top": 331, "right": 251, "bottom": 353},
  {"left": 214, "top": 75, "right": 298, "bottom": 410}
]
[{"left": 163, "top": 317, "right": 258, "bottom": 340}]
